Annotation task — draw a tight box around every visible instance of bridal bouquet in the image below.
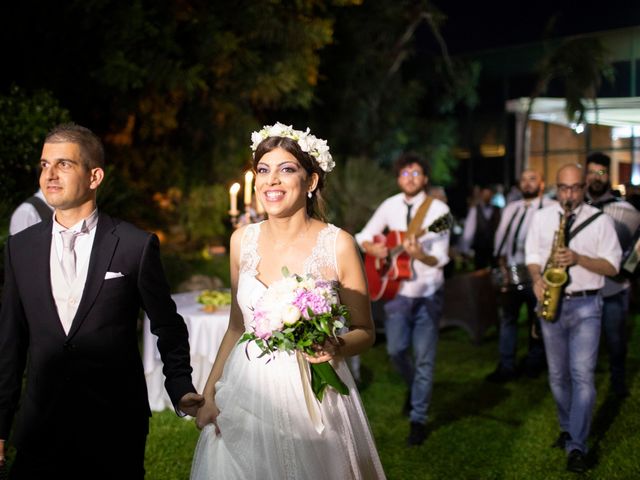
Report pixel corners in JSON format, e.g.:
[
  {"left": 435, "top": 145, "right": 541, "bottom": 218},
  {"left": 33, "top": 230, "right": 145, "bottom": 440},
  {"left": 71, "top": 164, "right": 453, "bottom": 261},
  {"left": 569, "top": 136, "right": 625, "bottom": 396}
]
[{"left": 239, "top": 267, "right": 350, "bottom": 401}]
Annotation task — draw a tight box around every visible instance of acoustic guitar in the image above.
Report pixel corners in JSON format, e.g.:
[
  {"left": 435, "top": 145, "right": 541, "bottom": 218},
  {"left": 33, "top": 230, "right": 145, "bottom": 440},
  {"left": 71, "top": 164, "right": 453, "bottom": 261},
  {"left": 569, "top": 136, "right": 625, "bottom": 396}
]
[{"left": 365, "top": 213, "right": 452, "bottom": 301}]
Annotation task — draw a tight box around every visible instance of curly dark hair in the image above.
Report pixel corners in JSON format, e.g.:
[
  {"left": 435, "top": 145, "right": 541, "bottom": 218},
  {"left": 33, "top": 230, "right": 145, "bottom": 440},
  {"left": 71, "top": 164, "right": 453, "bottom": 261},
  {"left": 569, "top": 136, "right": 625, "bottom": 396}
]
[{"left": 393, "top": 152, "right": 430, "bottom": 179}]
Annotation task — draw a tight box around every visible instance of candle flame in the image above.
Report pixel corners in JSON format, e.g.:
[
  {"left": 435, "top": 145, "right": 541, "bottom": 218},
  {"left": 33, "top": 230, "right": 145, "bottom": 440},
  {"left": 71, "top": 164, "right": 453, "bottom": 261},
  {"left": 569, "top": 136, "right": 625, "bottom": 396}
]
[{"left": 230, "top": 183, "right": 241, "bottom": 194}]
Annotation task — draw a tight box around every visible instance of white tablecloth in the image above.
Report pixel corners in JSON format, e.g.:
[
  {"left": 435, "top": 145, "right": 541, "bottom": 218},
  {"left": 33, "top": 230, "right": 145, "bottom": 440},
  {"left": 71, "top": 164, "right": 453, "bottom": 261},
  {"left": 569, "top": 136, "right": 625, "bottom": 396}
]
[{"left": 143, "top": 291, "right": 230, "bottom": 411}]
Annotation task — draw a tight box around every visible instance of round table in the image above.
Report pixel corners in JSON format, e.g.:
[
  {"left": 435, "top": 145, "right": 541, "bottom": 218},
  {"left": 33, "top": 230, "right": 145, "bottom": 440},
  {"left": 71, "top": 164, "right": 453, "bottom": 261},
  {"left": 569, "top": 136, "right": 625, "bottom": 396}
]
[{"left": 143, "top": 291, "right": 230, "bottom": 411}]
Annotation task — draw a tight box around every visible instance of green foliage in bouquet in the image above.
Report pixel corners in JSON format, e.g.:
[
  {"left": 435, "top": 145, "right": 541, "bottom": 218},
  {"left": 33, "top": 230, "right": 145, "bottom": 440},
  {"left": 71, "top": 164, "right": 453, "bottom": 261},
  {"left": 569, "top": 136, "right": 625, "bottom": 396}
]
[{"left": 239, "top": 267, "right": 351, "bottom": 401}]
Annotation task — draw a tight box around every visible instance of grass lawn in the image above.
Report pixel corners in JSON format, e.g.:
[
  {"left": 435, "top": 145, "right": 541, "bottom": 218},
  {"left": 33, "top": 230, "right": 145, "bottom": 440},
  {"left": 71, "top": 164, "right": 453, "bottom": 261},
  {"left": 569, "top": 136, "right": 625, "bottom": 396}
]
[{"left": 144, "top": 312, "right": 640, "bottom": 479}]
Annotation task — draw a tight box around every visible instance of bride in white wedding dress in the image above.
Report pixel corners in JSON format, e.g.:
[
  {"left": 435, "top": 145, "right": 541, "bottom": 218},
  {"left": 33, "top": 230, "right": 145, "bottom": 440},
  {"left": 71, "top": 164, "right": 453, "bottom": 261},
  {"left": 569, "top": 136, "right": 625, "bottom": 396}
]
[{"left": 190, "top": 124, "right": 385, "bottom": 480}]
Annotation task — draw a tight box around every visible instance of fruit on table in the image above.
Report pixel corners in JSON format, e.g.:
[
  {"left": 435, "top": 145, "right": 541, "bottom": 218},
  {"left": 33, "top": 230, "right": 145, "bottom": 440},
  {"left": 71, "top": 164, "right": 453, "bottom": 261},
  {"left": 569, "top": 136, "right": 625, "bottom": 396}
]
[{"left": 196, "top": 289, "right": 232, "bottom": 307}]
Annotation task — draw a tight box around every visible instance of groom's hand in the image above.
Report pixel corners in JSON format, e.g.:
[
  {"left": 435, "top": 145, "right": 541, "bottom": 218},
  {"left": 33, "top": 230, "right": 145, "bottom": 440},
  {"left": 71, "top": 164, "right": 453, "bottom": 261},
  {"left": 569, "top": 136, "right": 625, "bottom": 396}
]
[{"left": 178, "top": 392, "right": 205, "bottom": 417}]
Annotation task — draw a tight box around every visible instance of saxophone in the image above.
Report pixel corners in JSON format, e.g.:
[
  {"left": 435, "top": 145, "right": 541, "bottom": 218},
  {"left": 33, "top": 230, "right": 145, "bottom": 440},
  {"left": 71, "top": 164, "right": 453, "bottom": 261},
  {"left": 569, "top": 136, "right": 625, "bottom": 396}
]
[{"left": 537, "top": 210, "right": 570, "bottom": 322}]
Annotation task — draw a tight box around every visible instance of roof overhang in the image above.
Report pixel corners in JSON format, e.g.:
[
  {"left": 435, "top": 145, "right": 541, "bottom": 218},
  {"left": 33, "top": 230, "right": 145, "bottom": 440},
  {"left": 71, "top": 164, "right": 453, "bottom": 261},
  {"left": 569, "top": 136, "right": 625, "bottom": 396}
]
[{"left": 506, "top": 97, "right": 640, "bottom": 128}]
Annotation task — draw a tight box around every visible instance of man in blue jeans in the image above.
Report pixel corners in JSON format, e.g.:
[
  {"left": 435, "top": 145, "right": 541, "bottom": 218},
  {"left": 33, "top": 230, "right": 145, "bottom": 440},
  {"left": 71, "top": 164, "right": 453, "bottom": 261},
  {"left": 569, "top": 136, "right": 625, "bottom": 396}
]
[
  {"left": 526, "top": 164, "right": 621, "bottom": 473},
  {"left": 584, "top": 152, "right": 640, "bottom": 398},
  {"left": 356, "top": 152, "right": 450, "bottom": 446}
]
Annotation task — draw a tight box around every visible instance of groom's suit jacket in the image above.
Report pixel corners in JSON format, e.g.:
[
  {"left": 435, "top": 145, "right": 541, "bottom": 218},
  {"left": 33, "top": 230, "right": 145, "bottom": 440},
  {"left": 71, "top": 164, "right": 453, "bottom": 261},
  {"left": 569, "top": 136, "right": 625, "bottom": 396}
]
[{"left": 0, "top": 212, "right": 195, "bottom": 454}]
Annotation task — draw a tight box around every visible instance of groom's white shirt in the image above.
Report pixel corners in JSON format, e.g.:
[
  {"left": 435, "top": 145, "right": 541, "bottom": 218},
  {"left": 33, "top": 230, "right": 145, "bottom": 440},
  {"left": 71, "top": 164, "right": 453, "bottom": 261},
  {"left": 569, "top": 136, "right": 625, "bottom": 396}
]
[{"left": 50, "top": 209, "right": 99, "bottom": 334}]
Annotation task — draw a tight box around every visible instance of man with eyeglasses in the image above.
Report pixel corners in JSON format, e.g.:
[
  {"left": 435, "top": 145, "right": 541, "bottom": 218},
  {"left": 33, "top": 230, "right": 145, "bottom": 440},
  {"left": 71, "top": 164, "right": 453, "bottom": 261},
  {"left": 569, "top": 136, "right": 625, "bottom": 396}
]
[
  {"left": 356, "top": 152, "right": 450, "bottom": 446},
  {"left": 585, "top": 152, "right": 640, "bottom": 399},
  {"left": 525, "top": 163, "right": 621, "bottom": 473}
]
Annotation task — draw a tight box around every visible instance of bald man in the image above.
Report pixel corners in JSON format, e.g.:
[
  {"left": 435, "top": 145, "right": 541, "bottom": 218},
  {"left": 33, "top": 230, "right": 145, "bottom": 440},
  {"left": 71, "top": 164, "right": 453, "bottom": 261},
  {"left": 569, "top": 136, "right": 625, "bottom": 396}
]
[
  {"left": 486, "top": 169, "right": 551, "bottom": 383},
  {"left": 525, "top": 164, "right": 621, "bottom": 473}
]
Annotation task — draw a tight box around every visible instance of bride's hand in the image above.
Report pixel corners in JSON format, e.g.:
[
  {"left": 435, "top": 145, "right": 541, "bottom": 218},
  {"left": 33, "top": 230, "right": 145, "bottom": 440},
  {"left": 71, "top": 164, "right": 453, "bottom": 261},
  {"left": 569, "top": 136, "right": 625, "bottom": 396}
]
[
  {"left": 305, "top": 337, "right": 342, "bottom": 363},
  {"left": 195, "top": 398, "right": 221, "bottom": 435}
]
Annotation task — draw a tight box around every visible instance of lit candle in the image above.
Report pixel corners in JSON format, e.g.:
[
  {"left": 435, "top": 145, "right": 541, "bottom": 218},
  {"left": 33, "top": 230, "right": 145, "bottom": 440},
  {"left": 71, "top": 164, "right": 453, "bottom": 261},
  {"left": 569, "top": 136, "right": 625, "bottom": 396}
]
[
  {"left": 229, "top": 182, "right": 241, "bottom": 215},
  {"left": 244, "top": 170, "right": 254, "bottom": 207}
]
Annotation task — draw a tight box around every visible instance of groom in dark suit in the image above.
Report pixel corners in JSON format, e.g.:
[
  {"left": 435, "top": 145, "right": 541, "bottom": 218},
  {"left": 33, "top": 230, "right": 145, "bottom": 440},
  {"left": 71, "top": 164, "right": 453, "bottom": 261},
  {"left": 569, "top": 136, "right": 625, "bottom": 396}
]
[{"left": 0, "top": 123, "right": 203, "bottom": 479}]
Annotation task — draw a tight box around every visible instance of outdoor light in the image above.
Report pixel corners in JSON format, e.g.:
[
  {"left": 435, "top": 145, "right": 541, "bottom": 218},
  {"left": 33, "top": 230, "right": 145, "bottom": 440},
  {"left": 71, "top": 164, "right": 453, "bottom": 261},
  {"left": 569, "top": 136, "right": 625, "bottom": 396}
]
[{"left": 570, "top": 122, "right": 585, "bottom": 134}]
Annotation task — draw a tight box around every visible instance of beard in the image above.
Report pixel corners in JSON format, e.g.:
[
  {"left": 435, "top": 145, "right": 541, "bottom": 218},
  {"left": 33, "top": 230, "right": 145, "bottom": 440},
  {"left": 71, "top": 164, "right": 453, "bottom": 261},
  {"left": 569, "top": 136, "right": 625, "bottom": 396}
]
[
  {"left": 588, "top": 179, "right": 609, "bottom": 197},
  {"left": 521, "top": 187, "right": 540, "bottom": 199}
]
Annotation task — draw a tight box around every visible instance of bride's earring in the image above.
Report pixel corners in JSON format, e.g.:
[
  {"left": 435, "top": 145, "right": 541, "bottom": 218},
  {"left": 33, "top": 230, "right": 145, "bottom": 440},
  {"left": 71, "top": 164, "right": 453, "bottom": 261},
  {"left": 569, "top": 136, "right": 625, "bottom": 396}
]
[{"left": 308, "top": 191, "right": 313, "bottom": 199}]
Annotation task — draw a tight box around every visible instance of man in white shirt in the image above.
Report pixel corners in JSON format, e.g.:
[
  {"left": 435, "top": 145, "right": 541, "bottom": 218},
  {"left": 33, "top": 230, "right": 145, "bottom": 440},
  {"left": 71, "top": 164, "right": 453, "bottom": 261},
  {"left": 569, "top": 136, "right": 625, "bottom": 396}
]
[
  {"left": 356, "top": 152, "right": 450, "bottom": 446},
  {"left": 9, "top": 188, "right": 54, "bottom": 235},
  {"left": 486, "top": 169, "right": 552, "bottom": 383},
  {"left": 526, "top": 163, "right": 621, "bottom": 474},
  {"left": 0, "top": 123, "right": 203, "bottom": 478},
  {"left": 585, "top": 152, "right": 640, "bottom": 398}
]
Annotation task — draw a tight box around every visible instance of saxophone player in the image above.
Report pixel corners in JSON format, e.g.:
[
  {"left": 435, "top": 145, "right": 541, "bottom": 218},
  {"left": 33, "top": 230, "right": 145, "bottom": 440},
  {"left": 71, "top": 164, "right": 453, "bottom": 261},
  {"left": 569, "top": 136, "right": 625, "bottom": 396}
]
[{"left": 525, "top": 163, "right": 621, "bottom": 474}]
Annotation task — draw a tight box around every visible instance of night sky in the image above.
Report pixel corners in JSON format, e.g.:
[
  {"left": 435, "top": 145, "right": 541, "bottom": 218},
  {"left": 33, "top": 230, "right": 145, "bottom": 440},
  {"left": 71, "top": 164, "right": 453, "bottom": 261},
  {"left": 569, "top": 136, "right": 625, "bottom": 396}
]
[{"left": 433, "top": 0, "right": 640, "bottom": 54}]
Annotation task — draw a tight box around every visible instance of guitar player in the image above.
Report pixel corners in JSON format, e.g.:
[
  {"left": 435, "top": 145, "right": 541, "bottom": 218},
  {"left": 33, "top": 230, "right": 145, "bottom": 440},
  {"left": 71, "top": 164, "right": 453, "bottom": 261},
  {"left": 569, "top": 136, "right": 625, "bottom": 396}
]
[{"left": 355, "top": 152, "right": 450, "bottom": 446}]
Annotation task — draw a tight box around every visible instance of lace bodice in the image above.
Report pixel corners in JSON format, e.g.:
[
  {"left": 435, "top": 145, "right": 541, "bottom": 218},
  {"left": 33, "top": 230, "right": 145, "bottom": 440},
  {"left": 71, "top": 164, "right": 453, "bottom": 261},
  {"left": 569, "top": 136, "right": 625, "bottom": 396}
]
[
  {"left": 236, "top": 222, "right": 340, "bottom": 331},
  {"left": 239, "top": 222, "right": 340, "bottom": 281}
]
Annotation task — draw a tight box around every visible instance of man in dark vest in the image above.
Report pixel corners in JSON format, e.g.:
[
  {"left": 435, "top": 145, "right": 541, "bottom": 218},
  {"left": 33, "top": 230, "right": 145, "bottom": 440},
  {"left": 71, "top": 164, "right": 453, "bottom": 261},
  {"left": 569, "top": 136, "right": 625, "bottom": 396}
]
[
  {"left": 584, "top": 151, "right": 640, "bottom": 398},
  {"left": 9, "top": 188, "right": 54, "bottom": 235},
  {"left": 461, "top": 185, "right": 501, "bottom": 269}
]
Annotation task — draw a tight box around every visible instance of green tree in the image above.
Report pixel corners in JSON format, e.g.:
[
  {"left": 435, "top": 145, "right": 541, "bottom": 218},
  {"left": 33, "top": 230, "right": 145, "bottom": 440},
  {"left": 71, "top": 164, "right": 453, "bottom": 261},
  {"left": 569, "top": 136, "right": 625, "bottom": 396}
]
[
  {"left": 0, "top": 85, "right": 70, "bottom": 213},
  {"left": 309, "top": 0, "right": 478, "bottom": 178},
  {"left": 325, "top": 157, "right": 397, "bottom": 234},
  {"left": 1, "top": 0, "right": 358, "bottom": 226},
  {"left": 522, "top": 30, "right": 614, "bottom": 161}
]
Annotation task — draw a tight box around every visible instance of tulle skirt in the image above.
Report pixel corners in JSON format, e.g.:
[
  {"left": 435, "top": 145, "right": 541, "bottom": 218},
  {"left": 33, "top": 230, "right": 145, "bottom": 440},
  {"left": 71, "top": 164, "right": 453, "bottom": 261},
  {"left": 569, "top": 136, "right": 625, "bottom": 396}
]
[{"left": 190, "top": 342, "right": 386, "bottom": 480}]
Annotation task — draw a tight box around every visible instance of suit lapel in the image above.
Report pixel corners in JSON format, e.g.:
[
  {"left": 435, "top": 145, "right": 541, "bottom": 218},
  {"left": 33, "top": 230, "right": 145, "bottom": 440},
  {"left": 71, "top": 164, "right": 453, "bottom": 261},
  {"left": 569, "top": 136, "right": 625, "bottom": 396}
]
[{"left": 67, "top": 213, "right": 119, "bottom": 339}]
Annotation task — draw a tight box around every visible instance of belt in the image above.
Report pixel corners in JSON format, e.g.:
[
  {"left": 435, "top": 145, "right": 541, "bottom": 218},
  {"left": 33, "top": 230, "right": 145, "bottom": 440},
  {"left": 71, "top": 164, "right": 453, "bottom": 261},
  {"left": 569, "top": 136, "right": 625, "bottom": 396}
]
[{"left": 564, "top": 289, "right": 599, "bottom": 298}]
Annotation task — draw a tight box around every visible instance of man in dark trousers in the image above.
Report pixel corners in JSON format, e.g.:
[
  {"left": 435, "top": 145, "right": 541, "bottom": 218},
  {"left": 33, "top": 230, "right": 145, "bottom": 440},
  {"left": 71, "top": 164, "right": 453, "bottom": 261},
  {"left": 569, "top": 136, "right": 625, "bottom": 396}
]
[
  {"left": 584, "top": 151, "right": 640, "bottom": 398},
  {"left": 486, "top": 169, "right": 551, "bottom": 382},
  {"left": 0, "top": 123, "right": 203, "bottom": 479},
  {"left": 461, "top": 185, "right": 501, "bottom": 269}
]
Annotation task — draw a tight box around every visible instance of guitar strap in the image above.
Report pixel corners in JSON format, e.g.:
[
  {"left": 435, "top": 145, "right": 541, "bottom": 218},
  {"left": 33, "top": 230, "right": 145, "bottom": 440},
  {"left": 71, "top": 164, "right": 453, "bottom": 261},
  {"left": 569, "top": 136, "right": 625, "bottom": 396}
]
[{"left": 407, "top": 196, "right": 433, "bottom": 236}]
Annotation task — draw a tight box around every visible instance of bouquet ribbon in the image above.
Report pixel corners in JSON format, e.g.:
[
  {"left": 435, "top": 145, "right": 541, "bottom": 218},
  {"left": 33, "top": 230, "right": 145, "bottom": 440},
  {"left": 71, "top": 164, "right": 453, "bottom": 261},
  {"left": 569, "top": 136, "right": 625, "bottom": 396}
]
[
  {"left": 295, "top": 352, "right": 350, "bottom": 434},
  {"left": 296, "top": 352, "right": 324, "bottom": 434}
]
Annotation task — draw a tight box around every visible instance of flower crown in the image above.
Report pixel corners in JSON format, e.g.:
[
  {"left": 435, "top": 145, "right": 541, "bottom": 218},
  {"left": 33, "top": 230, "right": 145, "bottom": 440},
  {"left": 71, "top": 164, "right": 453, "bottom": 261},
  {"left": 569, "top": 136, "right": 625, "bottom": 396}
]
[{"left": 250, "top": 122, "right": 335, "bottom": 173}]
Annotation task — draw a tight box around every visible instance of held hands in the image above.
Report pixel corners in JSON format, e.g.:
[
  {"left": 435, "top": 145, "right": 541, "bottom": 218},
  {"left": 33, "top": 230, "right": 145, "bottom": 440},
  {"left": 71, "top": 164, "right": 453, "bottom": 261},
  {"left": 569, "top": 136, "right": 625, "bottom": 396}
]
[
  {"left": 178, "top": 392, "right": 205, "bottom": 417},
  {"left": 195, "top": 398, "right": 221, "bottom": 435}
]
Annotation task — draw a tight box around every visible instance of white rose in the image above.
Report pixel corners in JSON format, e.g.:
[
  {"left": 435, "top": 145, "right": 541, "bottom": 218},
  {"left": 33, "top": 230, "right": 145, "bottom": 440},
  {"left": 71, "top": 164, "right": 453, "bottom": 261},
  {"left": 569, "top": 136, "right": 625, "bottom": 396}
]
[
  {"left": 297, "top": 134, "right": 312, "bottom": 152},
  {"left": 270, "top": 122, "right": 289, "bottom": 137},
  {"left": 282, "top": 305, "right": 301, "bottom": 326}
]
